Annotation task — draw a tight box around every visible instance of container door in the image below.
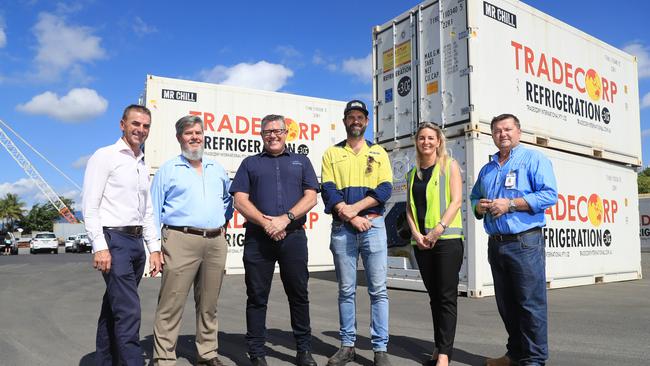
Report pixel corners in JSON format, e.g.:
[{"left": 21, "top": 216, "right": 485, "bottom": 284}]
[
  {"left": 419, "top": 0, "right": 470, "bottom": 127},
  {"left": 374, "top": 13, "right": 418, "bottom": 144}
]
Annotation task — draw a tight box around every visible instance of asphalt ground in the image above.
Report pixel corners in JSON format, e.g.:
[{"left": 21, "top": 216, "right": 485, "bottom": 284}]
[{"left": 0, "top": 250, "right": 648, "bottom": 366}]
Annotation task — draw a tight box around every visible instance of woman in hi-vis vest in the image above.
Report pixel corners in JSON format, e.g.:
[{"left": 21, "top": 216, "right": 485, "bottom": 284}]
[{"left": 405, "top": 122, "right": 464, "bottom": 366}]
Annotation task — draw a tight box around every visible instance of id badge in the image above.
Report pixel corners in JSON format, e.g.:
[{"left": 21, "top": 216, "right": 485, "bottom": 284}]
[{"left": 505, "top": 171, "right": 516, "bottom": 189}]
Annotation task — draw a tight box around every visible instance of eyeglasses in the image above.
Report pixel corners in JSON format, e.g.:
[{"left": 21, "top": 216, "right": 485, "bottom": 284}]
[{"left": 261, "top": 129, "right": 287, "bottom": 137}]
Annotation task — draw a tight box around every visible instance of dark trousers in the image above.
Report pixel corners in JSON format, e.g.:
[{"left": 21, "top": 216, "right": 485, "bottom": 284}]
[
  {"left": 95, "top": 229, "right": 146, "bottom": 366},
  {"left": 488, "top": 229, "right": 548, "bottom": 366},
  {"left": 243, "top": 228, "right": 311, "bottom": 357},
  {"left": 414, "top": 238, "right": 464, "bottom": 357}
]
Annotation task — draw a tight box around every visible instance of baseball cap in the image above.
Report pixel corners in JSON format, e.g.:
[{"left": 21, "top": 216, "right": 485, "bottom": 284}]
[{"left": 344, "top": 100, "right": 369, "bottom": 116}]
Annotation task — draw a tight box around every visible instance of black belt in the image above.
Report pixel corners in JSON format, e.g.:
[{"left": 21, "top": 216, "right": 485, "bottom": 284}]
[
  {"left": 164, "top": 225, "right": 223, "bottom": 238},
  {"left": 103, "top": 226, "right": 143, "bottom": 237},
  {"left": 490, "top": 227, "right": 541, "bottom": 242}
]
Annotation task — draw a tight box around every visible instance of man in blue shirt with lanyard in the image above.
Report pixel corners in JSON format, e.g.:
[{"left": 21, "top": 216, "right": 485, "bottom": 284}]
[
  {"left": 230, "top": 114, "right": 319, "bottom": 366},
  {"left": 470, "top": 114, "right": 557, "bottom": 366},
  {"left": 150, "top": 115, "right": 233, "bottom": 366}
]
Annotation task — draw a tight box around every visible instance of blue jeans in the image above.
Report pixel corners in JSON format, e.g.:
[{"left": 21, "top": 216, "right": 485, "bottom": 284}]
[
  {"left": 488, "top": 229, "right": 548, "bottom": 366},
  {"left": 330, "top": 216, "right": 389, "bottom": 352}
]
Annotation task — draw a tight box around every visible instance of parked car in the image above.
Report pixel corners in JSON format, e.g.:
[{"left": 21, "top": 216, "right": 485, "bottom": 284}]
[
  {"left": 3, "top": 232, "right": 18, "bottom": 255},
  {"left": 74, "top": 233, "right": 91, "bottom": 253},
  {"left": 64, "top": 235, "right": 77, "bottom": 253},
  {"left": 30, "top": 232, "right": 59, "bottom": 254}
]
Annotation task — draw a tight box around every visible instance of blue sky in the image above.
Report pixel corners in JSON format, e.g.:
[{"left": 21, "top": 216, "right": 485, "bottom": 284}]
[{"left": 0, "top": 0, "right": 649, "bottom": 211}]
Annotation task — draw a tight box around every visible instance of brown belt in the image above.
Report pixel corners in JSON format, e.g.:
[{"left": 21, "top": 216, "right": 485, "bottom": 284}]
[
  {"left": 365, "top": 213, "right": 381, "bottom": 219},
  {"left": 103, "top": 226, "right": 143, "bottom": 237},
  {"left": 164, "top": 225, "right": 223, "bottom": 238}
]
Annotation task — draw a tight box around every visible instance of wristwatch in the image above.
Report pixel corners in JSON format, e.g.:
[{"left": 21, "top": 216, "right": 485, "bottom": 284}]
[
  {"left": 508, "top": 199, "right": 517, "bottom": 213},
  {"left": 286, "top": 211, "right": 296, "bottom": 221}
]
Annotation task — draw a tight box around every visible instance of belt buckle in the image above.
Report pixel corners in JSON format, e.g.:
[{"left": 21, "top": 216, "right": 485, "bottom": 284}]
[{"left": 494, "top": 234, "right": 504, "bottom": 241}]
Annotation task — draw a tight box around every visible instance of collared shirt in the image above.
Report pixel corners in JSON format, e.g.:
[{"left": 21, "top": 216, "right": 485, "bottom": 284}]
[
  {"left": 229, "top": 148, "right": 319, "bottom": 230},
  {"left": 470, "top": 144, "right": 558, "bottom": 235},
  {"left": 150, "top": 155, "right": 233, "bottom": 230},
  {"left": 82, "top": 138, "right": 159, "bottom": 253},
  {"left": 321, "top": 140, "right": 393, "bottom": 219}
]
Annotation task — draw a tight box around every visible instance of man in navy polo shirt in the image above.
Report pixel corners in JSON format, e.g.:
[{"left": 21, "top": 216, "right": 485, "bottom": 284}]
[{"left": 230, "top": 114, "right": 319, "bottom": 366}]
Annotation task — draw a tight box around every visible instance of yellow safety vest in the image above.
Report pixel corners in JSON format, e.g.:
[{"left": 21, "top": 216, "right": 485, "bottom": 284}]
[{"left": 407, "top": 159, "right": 463, "bottom": 245}]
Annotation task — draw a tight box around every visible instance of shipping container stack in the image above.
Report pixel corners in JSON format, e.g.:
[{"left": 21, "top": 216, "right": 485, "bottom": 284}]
[{"left": 373, "top": 0, "right": 642, "bottom": 297}]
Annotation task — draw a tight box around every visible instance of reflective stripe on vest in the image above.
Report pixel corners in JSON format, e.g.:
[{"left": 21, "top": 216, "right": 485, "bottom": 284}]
[{"left": 406, "top": 159, "right": 463, "bottom": 244}]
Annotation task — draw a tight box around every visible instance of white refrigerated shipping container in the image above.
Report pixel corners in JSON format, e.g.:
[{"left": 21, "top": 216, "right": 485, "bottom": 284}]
[
  {"left": 384, "top": 132, "right": 642, "bottom": 297},
  {"left": 639, "top": 194, "right": 650, "bottom": 252},
  {"left": 373, "top": 0, "right": 641, "bottom": 166},
  {"left": 142, "top": 75, "right": 348, "bottom": 273}
]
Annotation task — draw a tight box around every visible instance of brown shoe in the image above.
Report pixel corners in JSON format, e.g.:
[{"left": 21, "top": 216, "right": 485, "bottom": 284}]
[
  {"left": 198, "top": 356, "right": 226, "bottom": 366},
  {"left": 485, "top": 355, "right": 517, "bottom": 366}
]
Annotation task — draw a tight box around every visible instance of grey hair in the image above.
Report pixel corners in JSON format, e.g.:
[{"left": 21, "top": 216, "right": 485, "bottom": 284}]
[
  {"left": 261, "top": 114, "right": 286, "bottom": 131},
  {"left": 175, "top": 115, "right": 204, "bottom": 136}
]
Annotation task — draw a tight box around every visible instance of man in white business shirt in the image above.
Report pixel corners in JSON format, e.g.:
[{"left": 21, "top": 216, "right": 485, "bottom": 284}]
[{"left": 82, "top": 104, "right": 163, "bottom": 366}]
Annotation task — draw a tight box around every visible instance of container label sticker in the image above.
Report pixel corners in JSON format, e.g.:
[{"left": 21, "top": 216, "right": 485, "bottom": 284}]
[
  {"left": 385, "top": 88, "right": 393, "bottom": 103},
  {"left": 382, "top": 40, "right": 412, "bottom": 73},
  {"left": 483, "top": 1, "right": 517, "bottom": 28},
  {"left": 397, "top": 76, "right": 412, "bottom": 97},
  {"left": 162, "top": 89, "right": 197, "bottom": 102},
  {"left": 427, "top": 80, "right": 439, "bottom": 95}
]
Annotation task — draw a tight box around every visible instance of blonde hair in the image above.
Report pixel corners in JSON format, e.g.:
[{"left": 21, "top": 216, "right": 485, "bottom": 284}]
[{"left": 414, "top": 122, "right": 449, "bottom": 179}]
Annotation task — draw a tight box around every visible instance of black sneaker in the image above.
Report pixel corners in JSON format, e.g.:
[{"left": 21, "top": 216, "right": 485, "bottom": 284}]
[{"left": 326, "top": 346, "right": 355, "bottom": 366}]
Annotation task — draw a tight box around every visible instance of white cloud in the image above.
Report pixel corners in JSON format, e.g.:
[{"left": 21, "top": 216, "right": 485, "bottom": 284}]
[
  {"left": 71, "top": 155, "right": 91, "bottom": 169},
  {"left": 199, "top": 61, "right": 293, "bottom": 91},
  {"left": 623, "top": 42, "right": 650, "bottom": 78},
  {"left": 276, "top": 45, "right": 301, "bottom": 58},
  {"left": 640, "top": 91, "right": 650, "bottom": 109},
  {"left": 342, "top": 53, "right": 372, "bottom": 82},
  {"left": 133, "top": 16, "right": 157, "bottom": 36},
  {"left": 313, "top": 52, "right": 337, "bottom": 71},
  {"left": 0, "top": 17, "right": 6, "bottom": 48},
  {"left": 33, "top": 12, "right": 105, "bottom": 81},
  {"left": 0, "top": 179, "right": 47, "bottom": 211},
  {"left": 0, "top": 179, "right": 80, "bottom": 211},
  {"left": 16, "top": 88, "right": 108, "bottom": 122}
]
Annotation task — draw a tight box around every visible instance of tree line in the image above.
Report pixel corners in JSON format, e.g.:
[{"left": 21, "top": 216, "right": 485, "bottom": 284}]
[{"left": 0, "top": 193, "right": 76, "bottom": 234}]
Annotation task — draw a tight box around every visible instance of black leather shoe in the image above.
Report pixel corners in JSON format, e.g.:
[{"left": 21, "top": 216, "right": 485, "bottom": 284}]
[
  {"left": 373, "top": 351, "right": 392, "bottom": 366},
  {"left": 250, "top": 356, "right": 268, "bottom": 366},
  {"left": 296, "top": 350, "right": 318, "bottom": 366},
  {"left": 326, "top": 346, "right": 355, "bottom": 366}
]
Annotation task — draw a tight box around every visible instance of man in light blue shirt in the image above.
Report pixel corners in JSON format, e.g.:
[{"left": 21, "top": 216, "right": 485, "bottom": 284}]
[
  {"left": 150, "top": 115, "right": 233, "bottom": 366},
  {"left": 470, "top": 114, "right": 557, "bottom": 366}
]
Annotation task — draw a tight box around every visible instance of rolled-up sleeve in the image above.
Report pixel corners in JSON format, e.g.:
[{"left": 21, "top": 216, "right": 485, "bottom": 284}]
[
  {"left": 321, "top": 150, "right": 344, "bottom": 214},
  {"left": 523, "top": 154, "right": 558, "bottom": 213}
]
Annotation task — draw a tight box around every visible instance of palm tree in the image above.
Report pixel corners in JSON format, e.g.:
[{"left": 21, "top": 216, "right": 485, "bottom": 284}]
[{"left": 0, "top": 193, "right": 25, "bottom": 231}]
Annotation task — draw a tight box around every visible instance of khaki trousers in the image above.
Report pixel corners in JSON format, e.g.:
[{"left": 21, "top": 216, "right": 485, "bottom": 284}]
[{"left": 153, "top": 227, "right": 228, "bottom": 365}]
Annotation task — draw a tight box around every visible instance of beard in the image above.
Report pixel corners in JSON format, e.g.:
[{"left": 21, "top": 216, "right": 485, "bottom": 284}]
[
  {"left": 181, "top": 145, "right": 204, "bottom": 161},
  {"left": 345, "top": 123, "right": 367, "bottom": 137}
]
